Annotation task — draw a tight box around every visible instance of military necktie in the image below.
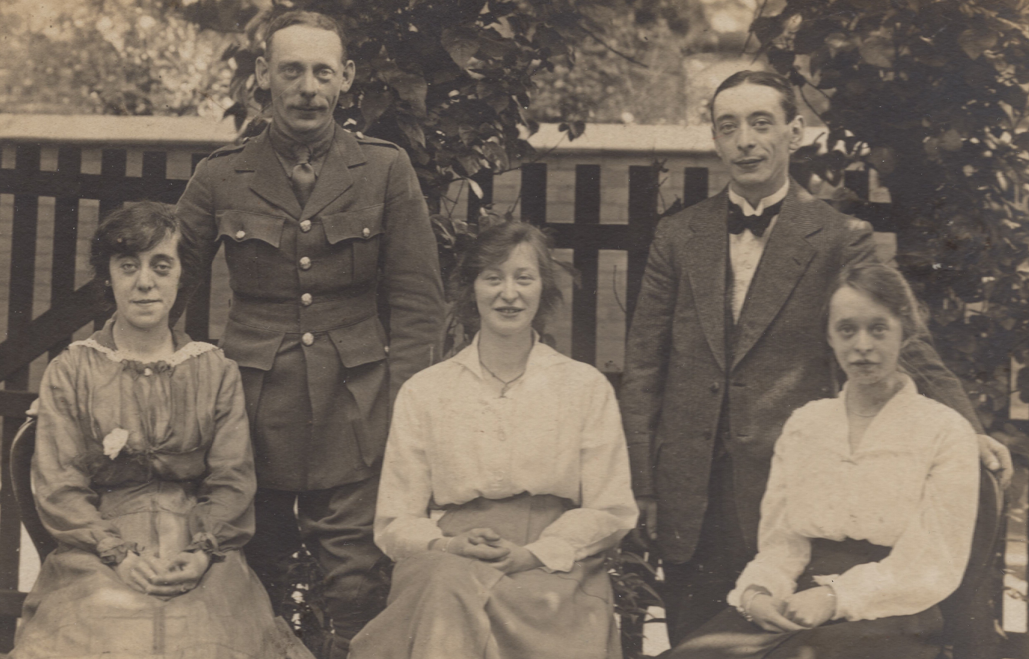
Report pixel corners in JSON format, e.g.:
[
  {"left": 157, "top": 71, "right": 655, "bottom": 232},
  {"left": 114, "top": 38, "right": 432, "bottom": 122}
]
[{"left": 291, "top": 146, "right": 316, "bottom": 207}]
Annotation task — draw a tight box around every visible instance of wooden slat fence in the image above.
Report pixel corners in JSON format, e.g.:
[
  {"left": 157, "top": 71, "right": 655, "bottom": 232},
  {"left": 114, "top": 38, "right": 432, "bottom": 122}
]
[{"left": 0, "top": 138, "right": 1024, "bottom": 658}]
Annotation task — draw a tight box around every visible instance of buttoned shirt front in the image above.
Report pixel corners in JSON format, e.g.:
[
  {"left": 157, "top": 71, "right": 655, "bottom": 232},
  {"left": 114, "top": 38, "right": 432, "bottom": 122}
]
[
  {"left": 726, "top": 179, "right": 789, "bottom": 321},
  {"left": 375, "top": 335, "right": 638, "bottom": 573}
]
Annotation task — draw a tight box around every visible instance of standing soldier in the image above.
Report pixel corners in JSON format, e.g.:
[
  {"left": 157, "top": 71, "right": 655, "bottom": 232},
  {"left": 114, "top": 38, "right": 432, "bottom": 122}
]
[{"left": 175, "top": 10, "right": 445, "bottom": 659}]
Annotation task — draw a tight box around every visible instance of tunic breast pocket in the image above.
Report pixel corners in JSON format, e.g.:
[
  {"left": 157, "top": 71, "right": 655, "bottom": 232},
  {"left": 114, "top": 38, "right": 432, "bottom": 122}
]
[
  {"left": 216, "top": 210, "right": 289, "bottom": 293},
  {"left": 321, "top": 206, "right": 384, "bottom": 285}
]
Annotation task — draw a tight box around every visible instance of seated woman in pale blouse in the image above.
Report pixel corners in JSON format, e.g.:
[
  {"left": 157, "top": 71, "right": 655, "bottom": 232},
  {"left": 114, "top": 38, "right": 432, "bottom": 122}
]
[
  {"left": 349, "top": 221, "right": 638, "bottom": 659},
  {"left": 666, "top": 262, "right": 980, "bottom": 659}
]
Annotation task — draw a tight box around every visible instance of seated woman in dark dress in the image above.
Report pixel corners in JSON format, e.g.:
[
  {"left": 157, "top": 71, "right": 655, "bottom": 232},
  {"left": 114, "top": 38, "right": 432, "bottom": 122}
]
[
  {"left": 666, "top": 263, "right": 979, "bottom": 659},
  {"left": 12, "top": 202, "right": 311, "bottom": 659}
]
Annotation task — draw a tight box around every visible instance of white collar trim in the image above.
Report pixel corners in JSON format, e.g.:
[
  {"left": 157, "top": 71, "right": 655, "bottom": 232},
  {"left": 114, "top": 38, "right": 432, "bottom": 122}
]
[
  {"left": 71, "top": 338, "right": 217, "bottom": 367},
  {"left": 728, "top": 179, "right": 790, "bottom": 216}
]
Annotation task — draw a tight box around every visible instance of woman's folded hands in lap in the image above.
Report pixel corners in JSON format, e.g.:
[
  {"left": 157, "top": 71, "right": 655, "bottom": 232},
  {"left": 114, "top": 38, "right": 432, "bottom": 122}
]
[
  {"left": 114, "top": 550, "right": 211, "bottom": 596},
  {"left": 430, "top": 528, "right": 543, "bottom": 575}
]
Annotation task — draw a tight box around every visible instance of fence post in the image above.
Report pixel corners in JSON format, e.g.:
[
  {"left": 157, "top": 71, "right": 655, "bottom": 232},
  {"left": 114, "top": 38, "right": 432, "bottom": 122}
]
[
  {"left": 625, "top": 166, "right": 661, "bottom": 328},
  {"left": 49, "top": 147, "right": 82, "bottom": 360},
  {"left": 571, "top": 165, "right": 601, "bottom": 365},
  {"left": 521, "top": 163, "right": 547, "bottom": 225}
]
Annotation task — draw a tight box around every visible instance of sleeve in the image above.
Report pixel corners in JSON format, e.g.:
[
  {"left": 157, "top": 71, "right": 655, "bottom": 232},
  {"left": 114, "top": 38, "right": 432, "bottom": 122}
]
[
  {"left": 381, "top": 148, "right": 446, "bottom": 407},
  {"left": 523, "top": 374, "right": 639, "bottom": 572},
  {"left": 900, "top": 337, "right": 984, "bottom": 433},
  {"left": 813, "top": 414, "right": 980, "bottom": 620},
  {"left": 32, "top": 353, "right": 134, "bottom": 565},
  {"left": 174, "top": 157, "right": 221, "bottom": 272},
  {"left": 373, "top": 381, "right": 445, "bottom": 561},
  {"left": 619, "top": 219, "right": 679, "bottom": 497},
  {"left": 186, "top": 357, "right": 257, "bottom": 556},
  {"left": 838, "top": 217, "right": 984, "bottom": 434},
  {"left": 727, "top": 414, "right": 812, "bottom": 606}
]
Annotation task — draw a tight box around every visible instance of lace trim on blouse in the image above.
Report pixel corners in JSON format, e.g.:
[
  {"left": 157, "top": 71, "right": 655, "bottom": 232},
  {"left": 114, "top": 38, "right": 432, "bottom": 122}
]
[{"left": 70, "top": 338, "right": 218, "bottom": 367}]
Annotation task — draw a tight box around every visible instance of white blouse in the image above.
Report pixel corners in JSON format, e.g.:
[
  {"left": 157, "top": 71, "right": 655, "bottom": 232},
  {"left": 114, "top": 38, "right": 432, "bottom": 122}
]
[
  {"left": 727, "top": 375, "right": 979, "bottom": 621},
  {"left": 374, "top": 335, "right": 638, "bottom": 573}
]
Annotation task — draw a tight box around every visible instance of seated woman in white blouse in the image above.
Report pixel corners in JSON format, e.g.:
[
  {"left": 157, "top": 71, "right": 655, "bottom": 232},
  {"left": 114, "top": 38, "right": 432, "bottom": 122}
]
[
  {"left": 666, "top": 262, "right": 980, "bottom": 659},
  {"left": 349, "top": 221, "right": 638, "bottom": 659}
]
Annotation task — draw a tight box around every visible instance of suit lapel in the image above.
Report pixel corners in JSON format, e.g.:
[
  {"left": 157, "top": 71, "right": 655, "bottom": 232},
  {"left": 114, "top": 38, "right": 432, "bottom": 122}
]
[
  {"left": 684, "top": 190, "right": 730, "bottom": 373},
  {"left": 301, "top": 126, "right": 362, "bottom": 221},
  {"left": 237, "top": 131, "right": 303, "bottom": 218},
  {"left": 731, "top": 182, "right": 819, "bottom": 370}
]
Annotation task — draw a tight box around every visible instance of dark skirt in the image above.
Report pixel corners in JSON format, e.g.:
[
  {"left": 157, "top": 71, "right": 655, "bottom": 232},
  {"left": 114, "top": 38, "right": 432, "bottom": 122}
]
[
  {"left": 349, "top": 493, "right": 622, "bottom": 659},
  {"left": 664, "top": 538, "right": 944, "bottom": 659}
]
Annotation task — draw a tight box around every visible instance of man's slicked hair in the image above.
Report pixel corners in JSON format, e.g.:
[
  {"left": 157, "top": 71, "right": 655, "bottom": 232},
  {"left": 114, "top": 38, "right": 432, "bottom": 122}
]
[
  {"left": 709, "top": 70, "right": 799, "bottom": 123},
  {"left": 263, "top": 10, "right": 348, "bottom": 62}
]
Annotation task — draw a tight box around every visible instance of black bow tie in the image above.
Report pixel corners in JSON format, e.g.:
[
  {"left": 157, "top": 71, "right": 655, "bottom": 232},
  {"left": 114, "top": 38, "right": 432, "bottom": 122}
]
[{"left": 727, "top": 200, "right": 783, "bottom": 237}]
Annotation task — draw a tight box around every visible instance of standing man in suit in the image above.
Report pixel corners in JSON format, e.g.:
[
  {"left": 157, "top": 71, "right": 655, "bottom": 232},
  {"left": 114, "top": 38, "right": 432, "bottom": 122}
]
[
  {"left": 620, "top": 70, "right": 1011, "bottom": 645},
  {"left": 175, "top": 10, "right": 444, "bottom": 658}
]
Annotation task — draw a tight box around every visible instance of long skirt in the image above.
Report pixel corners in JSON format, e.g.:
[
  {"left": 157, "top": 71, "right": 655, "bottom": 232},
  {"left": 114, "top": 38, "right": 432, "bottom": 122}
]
[
  {"left": 349, "top": 493, "right": 622, "bottom": 659},
  {"left": 664, "top": 538, "right": 944, "bottom": 659},
  {"left": 11, "top": 482, "right": 312, "bottom": 659}
]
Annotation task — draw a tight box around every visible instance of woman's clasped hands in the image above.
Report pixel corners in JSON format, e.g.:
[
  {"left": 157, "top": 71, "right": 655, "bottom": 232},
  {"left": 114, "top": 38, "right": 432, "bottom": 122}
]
[
  {"left": 743, "top": 585, "right": 836, "bottom": 633},
  {"left": 432, "top": 528, "right": 543, "bottom": 575},
  {"left": 115, "top": 550, "right": 211, "bottom": 597}
]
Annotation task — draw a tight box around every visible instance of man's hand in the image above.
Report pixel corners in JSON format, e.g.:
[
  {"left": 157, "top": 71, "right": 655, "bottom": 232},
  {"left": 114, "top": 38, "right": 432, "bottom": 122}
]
[
  {"left": 148, "top": 550, "right": 211, "bottom": 597},
  {"left": 486, "top": 539, "right": 544, "bottom": 575},
  {"left": 978, "top": 434, "right": 1013, "bottom": 490},
  {"left": 746, "top": 593, "right": 807, "bottom": 633},
  {"left": 635, "top": 496, "right": 658, "bottom": 543},
  {"left": 783, "top": 586, "right": 835, "bottom": 629}
]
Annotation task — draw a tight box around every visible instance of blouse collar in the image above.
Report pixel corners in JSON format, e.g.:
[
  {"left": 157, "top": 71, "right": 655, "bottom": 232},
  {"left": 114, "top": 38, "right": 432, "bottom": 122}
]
[
  {"left": 450, "top": 331, "right": 566, "bottom": 382},
  {"left": 92, "top": 314, "right": 192, "bottom": 354},
  {"left": 838, "top": 371, "right": 918, "bottom": 417}
]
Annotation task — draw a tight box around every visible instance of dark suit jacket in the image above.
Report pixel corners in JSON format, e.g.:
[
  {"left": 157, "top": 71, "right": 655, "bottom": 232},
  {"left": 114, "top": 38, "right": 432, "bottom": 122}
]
[
  {"left": 621, "top": 181, "right": 981, "bottom": 563},
  {"left": 175, "top": 125, "right": 444, "bottom": 491}
]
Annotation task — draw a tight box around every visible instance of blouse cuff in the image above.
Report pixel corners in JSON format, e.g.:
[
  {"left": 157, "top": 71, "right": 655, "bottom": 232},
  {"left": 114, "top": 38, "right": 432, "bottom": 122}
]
[
  {"left": 185, "top": 532, "right": 227, "bottom": 561},
  {"left": 523, "top": 537, "right": 576, "bottom": 573},
  {"left": 813, "top": 575, "right": 851, "bottom": 620},
  {"left": 729, "top": 566, "right": 797, "bottom": 607},
  {"left": 97, "top": 537, "right": 137, "bottom": 566}
]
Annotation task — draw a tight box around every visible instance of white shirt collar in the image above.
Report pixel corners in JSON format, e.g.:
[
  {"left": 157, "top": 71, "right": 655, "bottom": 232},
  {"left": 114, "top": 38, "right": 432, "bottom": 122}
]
[{"left": 728, "top": 178, "right": 790, "bottom": 217}]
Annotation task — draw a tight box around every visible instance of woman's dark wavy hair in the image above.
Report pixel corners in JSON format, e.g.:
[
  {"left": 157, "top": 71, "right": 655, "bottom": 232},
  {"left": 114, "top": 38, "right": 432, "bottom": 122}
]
[
  {"left": 90, "top": 201, "right": 203, "bottom": 323},
  {"left": 825, "top": 262, "right": 928, "bottom": 344},
  {"left": 451, "top": 221, "right": 563, "bottom": 333}
]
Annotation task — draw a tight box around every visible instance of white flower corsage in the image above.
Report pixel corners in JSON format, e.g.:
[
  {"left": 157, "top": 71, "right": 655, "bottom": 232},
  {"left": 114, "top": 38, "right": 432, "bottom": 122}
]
[{"left": 102, "top": 428, "right": 131, "bottom": 460}]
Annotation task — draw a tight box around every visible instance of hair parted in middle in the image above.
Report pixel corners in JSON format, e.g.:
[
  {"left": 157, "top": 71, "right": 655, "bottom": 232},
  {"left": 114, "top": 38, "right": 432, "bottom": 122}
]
[
  {"left": 825, "top": 262, "right": 929, "bottom": 343},
  {"left": 451, "top": 221, "right": 564, "bottom": 333},
  {"left": 709, "top": 70, "right": 799, "bottom": 123}
]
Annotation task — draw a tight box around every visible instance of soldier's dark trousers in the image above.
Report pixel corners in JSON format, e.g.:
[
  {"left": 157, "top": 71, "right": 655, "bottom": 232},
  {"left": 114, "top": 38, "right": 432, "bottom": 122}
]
[{"left": 245, "top": 479, "right": 389, "bottom": 659}]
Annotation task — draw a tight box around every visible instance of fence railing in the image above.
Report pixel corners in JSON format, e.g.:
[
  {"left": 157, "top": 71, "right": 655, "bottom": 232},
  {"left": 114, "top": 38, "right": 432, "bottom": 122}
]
[{"left": 0, "top": 135, "right": 1025, "bottom": 657}]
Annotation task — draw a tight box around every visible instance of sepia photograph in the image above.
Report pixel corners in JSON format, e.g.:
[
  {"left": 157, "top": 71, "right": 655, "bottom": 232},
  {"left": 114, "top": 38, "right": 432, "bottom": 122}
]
[{"left": 0, "top": 0, "right": 1027, "bottom": 657}]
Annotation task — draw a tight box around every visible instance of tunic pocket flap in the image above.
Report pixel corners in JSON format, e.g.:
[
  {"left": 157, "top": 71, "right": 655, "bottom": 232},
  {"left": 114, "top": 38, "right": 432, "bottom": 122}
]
[
  {"left": 216, "top": 211, "right": 287, "bottom": 248},
  {"left": 327, "top": 315, "right": 387, "bottom": 368},
  {"left": 220, "top": 320, "right": 284, "bottom": 371},
  {"left": 322, "top": 206, "right": 384, "bottom": 245}
]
